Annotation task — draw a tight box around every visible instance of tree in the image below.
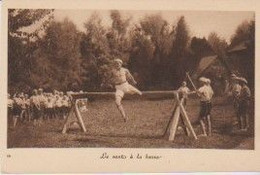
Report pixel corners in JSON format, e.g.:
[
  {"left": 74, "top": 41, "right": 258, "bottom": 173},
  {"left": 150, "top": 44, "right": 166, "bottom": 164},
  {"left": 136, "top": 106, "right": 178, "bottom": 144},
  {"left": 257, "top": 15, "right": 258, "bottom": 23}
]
[
  {"left": 208, "top": 32, "right": 228, "bottom": 58},
  {"left": 229, "top": 20, "right": 255, "bottom": 90},
  {"left": 128, "top": 25, "right": 155, "bottom": 89},
  {"left": 190, "top": 37, "right": 214, "bottom": 58},
  {"left": 8, "top": 9, "right": 53, "bottom": 38},
  {"left": 137, "top": 14, "right": 174, "bottom": 88},
  {"left": 80, "top": 13, "right": 112, "bottom": 91},
  {"left": 8, "top": 9, "right": 53, "bottom": 93},
  {"left": 172, "top": 16, "right": 190, "bottom": 59},
  {"left": 110, "top": 10, "right": 131, "bottom": 36},
  {"left": 38, "top": 18, "right": 83, "bottom": 91},
  {"left": 107, "top": 10, "right": 132, "bottom": 63},
  {"left": 171, "top": 16, "right": 190, "bottom": 87},
  {"left": 230, "top": 20, "right": 254, "bottom": 47}
]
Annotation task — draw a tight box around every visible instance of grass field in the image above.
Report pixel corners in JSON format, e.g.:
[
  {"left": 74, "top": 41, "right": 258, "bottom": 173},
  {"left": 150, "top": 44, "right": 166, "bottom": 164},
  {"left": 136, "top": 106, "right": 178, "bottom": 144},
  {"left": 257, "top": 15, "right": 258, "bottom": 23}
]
[{"left": 8, "top": 97, "right": 254, "bottom": 149}]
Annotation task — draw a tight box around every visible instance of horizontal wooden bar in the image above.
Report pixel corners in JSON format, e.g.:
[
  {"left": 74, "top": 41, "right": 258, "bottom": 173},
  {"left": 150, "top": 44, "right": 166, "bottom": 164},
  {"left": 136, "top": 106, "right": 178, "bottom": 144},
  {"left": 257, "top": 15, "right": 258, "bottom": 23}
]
[{"left": 69, "top": 90, "right": 178, "bottom": 100}]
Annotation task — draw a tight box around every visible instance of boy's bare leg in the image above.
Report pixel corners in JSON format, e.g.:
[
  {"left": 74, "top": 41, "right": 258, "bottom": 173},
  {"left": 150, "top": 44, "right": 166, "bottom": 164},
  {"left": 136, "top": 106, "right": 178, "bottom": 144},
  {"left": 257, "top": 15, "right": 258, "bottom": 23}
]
[
  {"left": 13, "top": 117, "right": 18, "bottom": 128},
  {"left": 137, "top": 89, "right": 142, "bottom": 95},
  {"left": 33, "top": 119, "right": 37, "bottom": 126},
  {"left": 239, "top": 116, "right": 244, "bottom": 130},
  {"left": 116, "top": 96, "right": 128, "bottom": 122},
  {"left": 207, "top": 115, "right": 212, "bottom": 136},
  {"left": 200, "top": 119, "right": 207, "bottom": 136},
  {"left": 245, "top": 114, "right": 249, "bottom": 130},
  {"left": 117, "top": 105, "right": 127, "bottom": 122}
]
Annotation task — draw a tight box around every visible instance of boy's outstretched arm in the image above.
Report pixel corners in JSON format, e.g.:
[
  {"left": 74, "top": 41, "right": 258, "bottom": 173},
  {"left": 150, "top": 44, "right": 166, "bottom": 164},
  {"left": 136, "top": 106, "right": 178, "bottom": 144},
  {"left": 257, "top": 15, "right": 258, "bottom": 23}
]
[{"left": 125, "top": 69, "right": 137, "bottom": 85}]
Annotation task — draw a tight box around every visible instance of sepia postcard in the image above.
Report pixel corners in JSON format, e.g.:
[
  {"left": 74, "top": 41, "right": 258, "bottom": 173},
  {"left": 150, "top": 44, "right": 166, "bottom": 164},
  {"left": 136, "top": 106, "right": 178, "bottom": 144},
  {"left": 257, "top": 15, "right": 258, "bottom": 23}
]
[{"left": 1, "top": 0, "right": 260, "bottom": 173}]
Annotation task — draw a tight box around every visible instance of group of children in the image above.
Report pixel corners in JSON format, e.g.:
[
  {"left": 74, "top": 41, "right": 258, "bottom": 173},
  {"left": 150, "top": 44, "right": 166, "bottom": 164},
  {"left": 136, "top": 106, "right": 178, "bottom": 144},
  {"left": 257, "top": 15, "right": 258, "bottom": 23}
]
[
  {"left": 229, "top": 74, "right": 252, "bottom": 131},
  {"left": 112, "top": 58, "right": 252, "bottom": 137},
  {"left": 8, "top": 89, "right": 73, "bottom": 127},
  {"left": 8, "top": 58, "right": 252, "bottom": 137}
]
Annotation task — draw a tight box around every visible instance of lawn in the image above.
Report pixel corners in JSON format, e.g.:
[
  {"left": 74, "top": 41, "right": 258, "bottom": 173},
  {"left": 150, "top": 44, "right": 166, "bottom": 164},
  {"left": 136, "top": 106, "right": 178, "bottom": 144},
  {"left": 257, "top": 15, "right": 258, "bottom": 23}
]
[{"left": 7, "top": 97, "right": 254, "bottom": 149}]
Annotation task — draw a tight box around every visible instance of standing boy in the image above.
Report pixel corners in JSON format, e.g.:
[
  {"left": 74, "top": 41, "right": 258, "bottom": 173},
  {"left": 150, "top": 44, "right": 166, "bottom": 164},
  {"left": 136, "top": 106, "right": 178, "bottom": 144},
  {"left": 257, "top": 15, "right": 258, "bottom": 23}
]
[
  {"left": 30, "top": 89, "right": 41, "bottom": 126},
  {"left": 196, "top": 77, "right": 214, "bottom": 136},
  {"left": 177, "top": 81, "right": 194, "bottom": 106},
  {"left": 230, "top": 74, "right": 242, "bottom": 126},
  {"left": 237, "top": 77, "right": 251, "bottom": 131}
]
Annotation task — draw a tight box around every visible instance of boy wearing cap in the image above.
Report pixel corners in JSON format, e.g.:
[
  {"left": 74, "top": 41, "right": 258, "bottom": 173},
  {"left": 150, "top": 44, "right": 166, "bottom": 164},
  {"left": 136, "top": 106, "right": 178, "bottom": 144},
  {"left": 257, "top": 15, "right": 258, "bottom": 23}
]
[
  {"left": 229, "top": 74, "right": 242, "bottom": 126},
  {"left": 112, "top": 58, "right": 142, "bottom": 122},
  {"left": 238, "top": 77, "right": 251, "bottom": 131},
  {"left": 196, "top": 77, "right": 214, "bottom": 136}
]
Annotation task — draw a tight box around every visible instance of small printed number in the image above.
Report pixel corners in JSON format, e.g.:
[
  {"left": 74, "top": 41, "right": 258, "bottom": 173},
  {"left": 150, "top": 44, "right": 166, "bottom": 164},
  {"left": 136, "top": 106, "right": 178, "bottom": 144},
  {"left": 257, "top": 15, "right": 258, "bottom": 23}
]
[{"left": 7, "top": 154, "right": 11, "bottom": 158}]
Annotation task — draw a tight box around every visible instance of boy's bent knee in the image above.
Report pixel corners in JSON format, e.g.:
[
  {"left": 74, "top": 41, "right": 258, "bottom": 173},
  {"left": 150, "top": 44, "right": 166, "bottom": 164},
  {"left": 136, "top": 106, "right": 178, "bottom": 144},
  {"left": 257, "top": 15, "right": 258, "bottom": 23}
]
[{"left": 115, "top": 96, "right": 122, "bottom": 106}]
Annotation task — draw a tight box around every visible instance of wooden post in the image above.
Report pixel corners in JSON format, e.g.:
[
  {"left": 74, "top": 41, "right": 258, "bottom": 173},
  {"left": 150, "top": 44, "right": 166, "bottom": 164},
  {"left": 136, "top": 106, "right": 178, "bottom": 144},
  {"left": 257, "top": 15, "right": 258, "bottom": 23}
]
[
  {"left": 62, "top": 99, "right": 87, "bottom": 134},
  {"left": 168, "top": 93, "right": 182, "bottom": 141},
  {"left": 168, "top": 92, "right": 198, "bottom": 141},
  {"left": 168, "top": 105, "right": 181, "bottom": 141},
  {"left": 74, "top": 100, "right": 87, "bottom": 132},
  {"left": 179, "top": 103, "right": 198, "bottom": 140},
  {"left": 164, "top": 100, "right": 177, "bottom": 136},
  {"left": 62, "top": 105, "right": 74, "bottom": 134}
]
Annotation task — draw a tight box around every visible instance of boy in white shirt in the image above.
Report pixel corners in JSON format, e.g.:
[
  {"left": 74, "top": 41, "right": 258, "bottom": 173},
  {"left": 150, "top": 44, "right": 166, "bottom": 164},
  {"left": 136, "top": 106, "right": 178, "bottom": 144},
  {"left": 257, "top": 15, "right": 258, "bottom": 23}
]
[
  {"left": 178, "top": 81, "right": 195, "bottom": 106},
  {"left": 197, "top": 77, "right": 214, "bottom": 136}
]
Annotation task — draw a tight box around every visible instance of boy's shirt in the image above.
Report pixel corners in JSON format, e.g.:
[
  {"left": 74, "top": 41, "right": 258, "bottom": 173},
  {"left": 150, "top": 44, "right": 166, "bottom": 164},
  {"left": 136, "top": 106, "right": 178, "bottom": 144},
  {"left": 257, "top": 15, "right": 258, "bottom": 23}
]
[
  {"left": 113, "top": 68, "right": 136, "bottom": 85},
  {"left": 8, "top": 98, "right": 13, "bottom": 108},
  {"left": 198, "top": 85, "right": 214, "bottom": 102},
  {"left": 55, "top": 97, "right": 63, "bottom": 108},
  {"left": 38, "top": 94, "right": 47, "bottom": 109},
  {"left": 30, "top": 95, "right": 40, "bottom": 109},
  {"left": 232, "top": 83, "right": 242, "bottom": 97},
  {"left": 178, "top": 86, "right": 190, "bottom": 99},
  {"left": 46, "top": 97, "right": 54, "bottom": 109}
]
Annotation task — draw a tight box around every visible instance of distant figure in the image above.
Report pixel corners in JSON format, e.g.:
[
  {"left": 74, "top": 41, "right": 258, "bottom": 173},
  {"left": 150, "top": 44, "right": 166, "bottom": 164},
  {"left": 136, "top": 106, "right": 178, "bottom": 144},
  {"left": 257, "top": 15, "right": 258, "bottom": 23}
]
[
  {"left": 196, "top": 77, "right": 214, "bottom": 136},
  {"left": 38, "top": 88, "right": 46, "bottom": 120},
  {"left": 8, "top": 93, "right": 13, "bottom": 123},
  {"left": 177, "top": 81, "right": 195, "bottom": 106},
  {"left": 12, "top": 94, "right": 22, "bottom": 128},
  {"left": 230, "top": 73, "right": 242, "bottom": 126},
  {"left": 111, "top": 58, "right": 142, "bottom": 122},
  {"left": 237, "top": 77, "right": 251, "bottom": 131},
  {"left": 30, "top": 89, "right": 41, "bottom": 126},
  {"left": 177, "top": 81, "right": 195, "bottom": 135}
]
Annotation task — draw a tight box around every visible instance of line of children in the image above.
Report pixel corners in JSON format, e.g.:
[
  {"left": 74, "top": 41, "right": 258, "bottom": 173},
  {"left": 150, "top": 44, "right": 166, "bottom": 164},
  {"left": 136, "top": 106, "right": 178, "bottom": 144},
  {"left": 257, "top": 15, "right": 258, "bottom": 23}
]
[{"left": 8, "top": 89, "right": 73, "bottom": 127}]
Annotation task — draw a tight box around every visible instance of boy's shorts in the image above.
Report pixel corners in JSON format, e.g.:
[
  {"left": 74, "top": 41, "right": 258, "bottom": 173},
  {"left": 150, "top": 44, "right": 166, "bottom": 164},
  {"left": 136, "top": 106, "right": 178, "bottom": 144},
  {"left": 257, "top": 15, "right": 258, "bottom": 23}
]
[
  {"left": 199, "top": 101, "right": 212, "bottom": 120},
  {"left": 238, "top": 100, "right": 250, "bottom": 117},
  {"left": 115, "top": 82, "right": 140, "bottom": 98}
]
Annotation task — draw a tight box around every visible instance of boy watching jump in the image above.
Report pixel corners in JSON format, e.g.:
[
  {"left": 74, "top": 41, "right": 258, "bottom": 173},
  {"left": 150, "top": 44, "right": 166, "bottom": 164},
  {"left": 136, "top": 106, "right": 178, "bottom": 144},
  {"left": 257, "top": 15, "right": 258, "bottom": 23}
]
[
  {"left": 197, "top": 77, "right": 214, "bottom": 136},
  {"left": 237, "top": 77, "right": 251, "bottom": 131},
  {"left": 112, "top": 58, "right": 142, "bottom": 122}
]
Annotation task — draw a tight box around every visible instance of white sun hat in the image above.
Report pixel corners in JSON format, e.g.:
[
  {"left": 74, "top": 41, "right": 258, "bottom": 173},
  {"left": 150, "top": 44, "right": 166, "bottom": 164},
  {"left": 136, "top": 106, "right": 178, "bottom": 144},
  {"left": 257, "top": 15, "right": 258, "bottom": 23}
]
[
  {"left": 114, "top": 58, "right": 123, "bottom": 65},
  {"left": 199, "top": 77, "right": 208, "bottom": 83}
]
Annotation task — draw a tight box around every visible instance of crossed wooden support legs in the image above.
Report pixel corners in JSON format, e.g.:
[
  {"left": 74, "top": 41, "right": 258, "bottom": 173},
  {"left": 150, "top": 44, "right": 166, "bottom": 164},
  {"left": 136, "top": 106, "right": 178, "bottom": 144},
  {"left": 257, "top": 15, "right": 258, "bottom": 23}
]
[{"left": 168, "top": 94, "right": 198, "bottom": 141}]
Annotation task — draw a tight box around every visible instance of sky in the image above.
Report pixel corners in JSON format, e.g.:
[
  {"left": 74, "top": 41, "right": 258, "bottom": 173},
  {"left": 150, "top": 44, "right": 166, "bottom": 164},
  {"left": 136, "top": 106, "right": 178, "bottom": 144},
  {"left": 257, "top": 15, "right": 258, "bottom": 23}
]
[{"left": 54, "top": 10, "right": 254, "bottom": 43}]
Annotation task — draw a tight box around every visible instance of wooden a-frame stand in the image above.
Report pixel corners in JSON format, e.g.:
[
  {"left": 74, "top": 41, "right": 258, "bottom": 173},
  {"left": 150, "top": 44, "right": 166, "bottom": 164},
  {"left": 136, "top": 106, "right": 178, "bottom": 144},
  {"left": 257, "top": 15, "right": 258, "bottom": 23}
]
[
  {"left": 62, "top": 98, "right": 87, "bottom": 134},
  {"left": 167, "top": 92, "right": 198, "bottom": 141},
  {"left": 61, "top": 91, "right": 197, "bottom": 142}
]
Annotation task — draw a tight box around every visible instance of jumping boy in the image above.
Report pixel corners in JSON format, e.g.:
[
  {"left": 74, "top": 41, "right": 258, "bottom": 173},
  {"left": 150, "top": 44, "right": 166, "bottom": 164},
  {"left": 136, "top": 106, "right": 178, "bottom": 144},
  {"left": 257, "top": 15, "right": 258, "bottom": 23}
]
[{"left": 111, "top": 58, "right": 142, "bottom": 122}]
